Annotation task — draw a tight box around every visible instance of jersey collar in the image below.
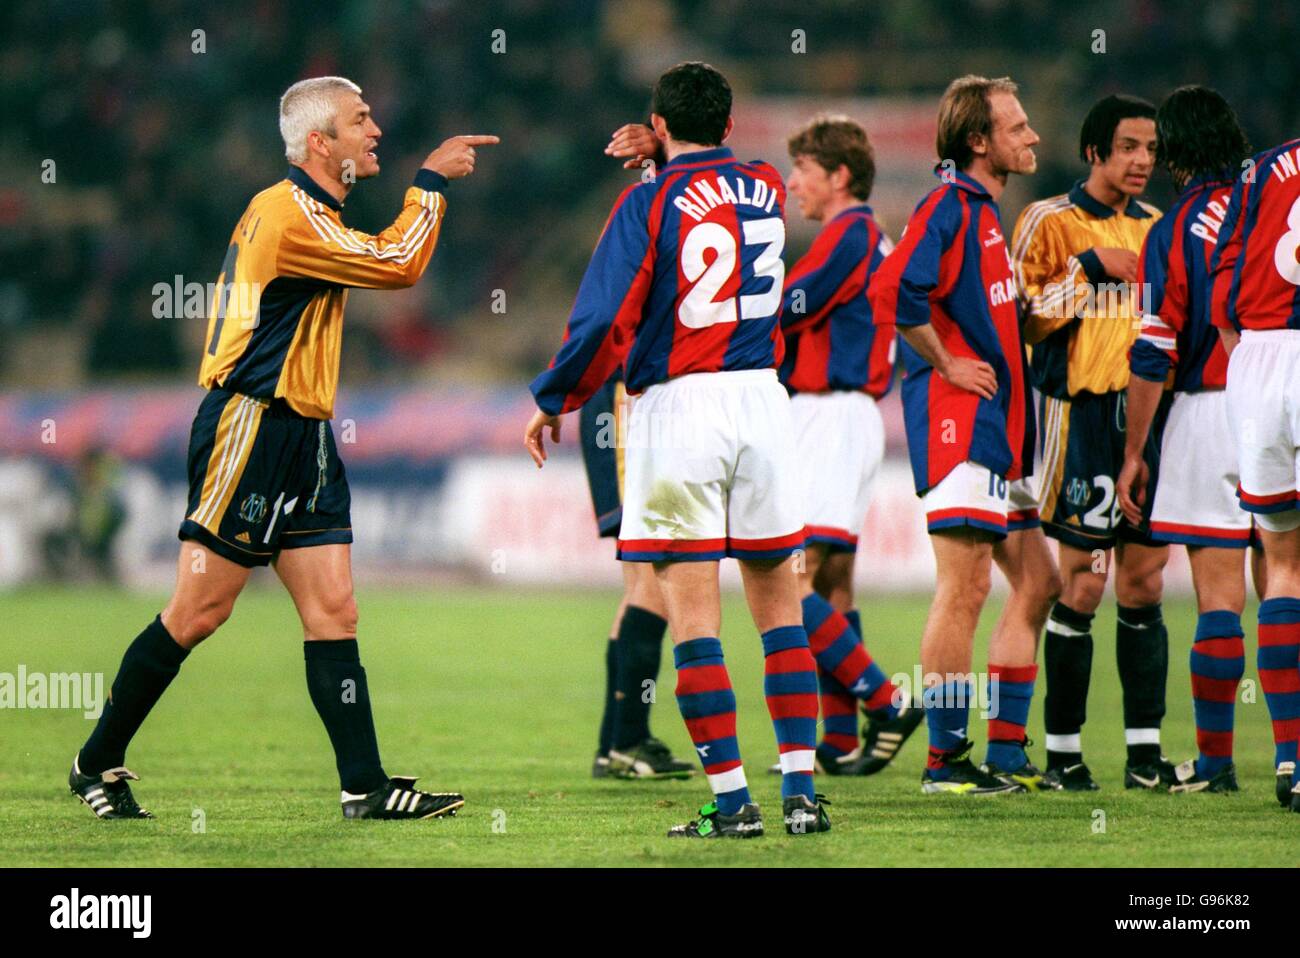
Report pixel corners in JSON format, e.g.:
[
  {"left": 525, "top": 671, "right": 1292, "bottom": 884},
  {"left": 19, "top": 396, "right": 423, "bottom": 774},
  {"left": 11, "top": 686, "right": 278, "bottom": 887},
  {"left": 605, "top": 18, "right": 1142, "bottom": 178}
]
[
  {"left": 288, "top": 166, "right": 344, "bottom": 212},
  {"left": 1181, "top": 170, "right": 1234, "bottom": 195},
  {"left": 832, "top": 202, "right": 874, "bottom": 220},
  {"left": 663, "top": 146, "right": 735, "bottom": 171},
  {"left": 1068, "top": 178, "right": 1151, "bottom": 219},
  {"left": 933, "top": 165, "right": 993, "bottom": 198}
]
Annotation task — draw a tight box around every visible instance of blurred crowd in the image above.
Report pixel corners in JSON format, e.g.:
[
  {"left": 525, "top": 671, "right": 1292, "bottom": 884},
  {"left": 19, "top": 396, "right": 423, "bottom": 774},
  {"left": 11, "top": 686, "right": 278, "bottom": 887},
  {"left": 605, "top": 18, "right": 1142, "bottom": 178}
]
[{"left": 3, "top": 0, "right": 1296, "bottom": 390}]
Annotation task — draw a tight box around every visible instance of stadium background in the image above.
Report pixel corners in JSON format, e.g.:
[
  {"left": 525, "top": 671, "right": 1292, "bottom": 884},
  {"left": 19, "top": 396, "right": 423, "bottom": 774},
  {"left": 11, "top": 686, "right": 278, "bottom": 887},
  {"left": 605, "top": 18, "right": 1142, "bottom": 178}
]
[{"left": 3, "top": 0, "right": 1298, "bottom": 591}]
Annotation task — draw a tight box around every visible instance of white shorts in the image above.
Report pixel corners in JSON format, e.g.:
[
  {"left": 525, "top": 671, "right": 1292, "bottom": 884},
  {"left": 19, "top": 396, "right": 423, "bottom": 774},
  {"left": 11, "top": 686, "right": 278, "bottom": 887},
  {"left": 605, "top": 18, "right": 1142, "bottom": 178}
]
[
  {"left": 1150, "top": 390, "right": 1252, "bottom": 547},
  {"left": 616, "top": 369, "right": 805, "bottom": 562},
  {"left": 791, "top": 391, "right": 884, "bottom": 552},
  {"left": 921, "top": 461, "right": 1041, "bottom": 538},
  {"left": 1226, "top": 330, "right": 1300, "bottom": 532}
]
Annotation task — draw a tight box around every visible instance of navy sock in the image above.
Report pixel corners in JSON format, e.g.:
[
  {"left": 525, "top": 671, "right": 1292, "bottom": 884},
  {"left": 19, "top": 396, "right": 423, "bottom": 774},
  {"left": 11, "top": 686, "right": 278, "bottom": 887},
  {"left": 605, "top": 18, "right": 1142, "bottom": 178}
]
[
  {"left": 79, "top": 615, "right": 189, "bottom": 775},
  {"left": 1117, "top": 603, "right": 1168, "bottom": 765},
  {"left": 613, "top": 606, "right": 667, "bottom": 749},
  {"left": 1044, "top": 601, "right": 1094, "bottom": 768},
  {"left": 597, "top": 638, "right": 618, "bottom": 756},
  {"left": 304, "top": 640, "right": 388, "bottom": 795}
]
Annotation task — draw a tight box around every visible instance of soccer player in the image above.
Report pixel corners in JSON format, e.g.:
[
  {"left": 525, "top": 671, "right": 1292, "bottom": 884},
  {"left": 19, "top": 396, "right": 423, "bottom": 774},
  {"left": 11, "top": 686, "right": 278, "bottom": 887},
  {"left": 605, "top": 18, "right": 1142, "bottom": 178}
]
[
  {"left": 1117, "top": 87, "right": 1276, "bottom": 796},
  {"left": 605, "top": 115, "right": 924, "bottom": 776},
  {"left": 580, "top": 372, "right": 693, "bottom": 780},
  {"left": 526, "top": 62, "right": 829, "bottom": 838},
  {"left": 1209, "top": 131, "right": 1300, "bottom": 814},
  {"left": 868, "top": 75, "right": 1051, "bottom": 795},
  {"left": 1012, "top": 94, "right": 1173, "bottom": 790},
  {"left": 774, "top": 116, "right": 924, "bottom": 774},
  {"left": 68, "top": 76, "right": 495, "bottom": 820}
]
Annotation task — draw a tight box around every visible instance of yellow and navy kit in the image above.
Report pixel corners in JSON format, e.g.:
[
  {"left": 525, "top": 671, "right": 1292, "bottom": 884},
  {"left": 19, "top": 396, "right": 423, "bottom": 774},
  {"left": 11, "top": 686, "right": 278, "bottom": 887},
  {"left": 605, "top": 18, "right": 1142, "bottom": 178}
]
[
  {"left": 1012, "top": 181, "right": 1164, "bottom": 551},
  {"left": 199, "top": 166, "right": 448, "bottom": 421},
  {"left": 180, "top": 166, "right": 449, "bottom": 566},
  {"left": 1012, "top": 180, "right": 1160, "bottom": 399}
]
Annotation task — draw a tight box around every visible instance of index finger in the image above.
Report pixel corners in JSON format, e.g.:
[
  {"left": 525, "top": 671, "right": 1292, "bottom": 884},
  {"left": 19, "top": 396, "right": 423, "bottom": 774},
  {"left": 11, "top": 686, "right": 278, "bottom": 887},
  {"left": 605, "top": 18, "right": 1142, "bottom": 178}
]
[{"left": 457, "top": 135, "right": 501, "bottom": 146}]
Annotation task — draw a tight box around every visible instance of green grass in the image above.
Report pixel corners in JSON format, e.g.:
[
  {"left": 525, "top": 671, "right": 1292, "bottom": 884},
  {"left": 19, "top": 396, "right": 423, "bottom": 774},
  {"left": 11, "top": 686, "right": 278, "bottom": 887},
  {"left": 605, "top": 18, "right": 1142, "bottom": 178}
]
[{"left": 0, "top": 585, "right": 1291, "bottom": 867}]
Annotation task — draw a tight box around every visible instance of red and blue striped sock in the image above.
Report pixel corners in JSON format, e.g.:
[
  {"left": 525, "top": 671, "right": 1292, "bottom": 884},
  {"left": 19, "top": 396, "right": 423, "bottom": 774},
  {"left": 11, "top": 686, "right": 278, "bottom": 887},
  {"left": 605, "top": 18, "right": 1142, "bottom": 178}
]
[
  {"left": 1190, "top": 610, "right": 1245, "bottom": 777},
  {"left": 923, "top": 680, "right": 971, "bottom": 778},
  {"left": 817, "top": 668, "right": 859, "bottom": 758},
  {"left": 985, "top": 663, "right": 1036, "bottom": 771},
  {"left": 803, "top": 593, "right": 899, "bottom": 717},
  {"left": 817, "top": 609, "right": 865, "bottom": 756},
  {"left": 673, "top": 637, "right": 750, "bottom": 815},
  {"left": 1257, "top": 597, "right": 1300, "bottom": 781},
  {"left": 761, "top": 625, "right": 819, "bottom": 802}
]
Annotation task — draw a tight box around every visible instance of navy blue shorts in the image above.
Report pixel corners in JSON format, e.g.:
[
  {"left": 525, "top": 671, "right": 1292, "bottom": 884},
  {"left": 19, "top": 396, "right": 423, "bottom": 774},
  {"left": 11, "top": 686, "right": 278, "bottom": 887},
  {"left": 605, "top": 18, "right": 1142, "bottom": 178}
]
[
  {"left": 1038, "top": 389, "right": 1169, "bottom": 551},
  {"left": 579, "top": 376, "right": 626, "bottom": 539},
  {"left": 178, "top": 388, "right": 353, "bottom": 567}
]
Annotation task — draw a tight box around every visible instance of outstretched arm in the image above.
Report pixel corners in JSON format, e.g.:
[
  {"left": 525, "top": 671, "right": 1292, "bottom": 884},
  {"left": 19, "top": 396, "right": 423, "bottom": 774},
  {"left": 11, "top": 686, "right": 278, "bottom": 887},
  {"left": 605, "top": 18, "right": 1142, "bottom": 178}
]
[{"left": 279, "top": 135, "right": 498, "bottom": 289}]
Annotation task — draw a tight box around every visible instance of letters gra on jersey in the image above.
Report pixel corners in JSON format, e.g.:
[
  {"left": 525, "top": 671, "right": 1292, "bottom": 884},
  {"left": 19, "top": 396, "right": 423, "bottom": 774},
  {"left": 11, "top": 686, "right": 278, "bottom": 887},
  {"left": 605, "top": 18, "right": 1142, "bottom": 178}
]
[
  {"left": 988, "top": 277, "right": 1017, "bottom": 308},
  {"left": 673, "top": 174, "right": 780, "bottom": 222}
]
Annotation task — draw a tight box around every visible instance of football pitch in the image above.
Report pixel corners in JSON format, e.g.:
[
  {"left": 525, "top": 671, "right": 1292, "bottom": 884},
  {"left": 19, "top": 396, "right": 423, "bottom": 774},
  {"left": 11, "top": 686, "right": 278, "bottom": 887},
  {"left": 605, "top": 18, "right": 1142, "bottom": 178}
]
[{"left": 1, "top": 585, "right": 1293, "bottom": 868}]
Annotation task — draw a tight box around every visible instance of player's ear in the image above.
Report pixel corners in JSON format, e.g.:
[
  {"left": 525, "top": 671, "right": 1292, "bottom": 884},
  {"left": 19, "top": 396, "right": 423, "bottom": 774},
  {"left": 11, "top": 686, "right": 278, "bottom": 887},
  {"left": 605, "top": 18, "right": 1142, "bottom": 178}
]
[
  {"left": 721, "top": 115, "right": 734, "bottom": 144},
  {"left": 307, "top": 129, "right": 331, "bottom": 161},
  {"left": 650, "top": 113, "right": 670, "bottom": 144}
]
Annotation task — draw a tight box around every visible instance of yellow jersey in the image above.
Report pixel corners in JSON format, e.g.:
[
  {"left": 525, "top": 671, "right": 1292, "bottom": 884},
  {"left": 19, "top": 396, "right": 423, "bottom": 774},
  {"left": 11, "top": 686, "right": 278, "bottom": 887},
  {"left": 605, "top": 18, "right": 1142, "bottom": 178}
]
[
  {"left": 198, "top": 166, "right": 448, "bottom": 419},
  {"left": 1011, "top": 180, "right": 1159, "bottom": 398}
]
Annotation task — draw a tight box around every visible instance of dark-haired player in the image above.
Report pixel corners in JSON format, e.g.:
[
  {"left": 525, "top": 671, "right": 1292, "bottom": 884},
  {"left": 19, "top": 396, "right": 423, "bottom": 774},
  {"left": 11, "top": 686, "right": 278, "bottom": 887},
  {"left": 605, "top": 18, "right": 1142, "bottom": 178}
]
[
  {"left": 606, "top": 115, "right": 923, "bottom": 776},
  {"left": 1210, "top": 130, "right": 1300, "bottom": 813},
  {"left": 1117, "top": 87, "right": 1277, "bottom": 797},
  {"left": 1012, "top": 94, "right": 1170, "bottom": 790},
  {"left": 69, "top": 76, "right": 495, "bottom": 820},
  {"left": 527, "top": 62, "right": 829, "bottom": 837}
]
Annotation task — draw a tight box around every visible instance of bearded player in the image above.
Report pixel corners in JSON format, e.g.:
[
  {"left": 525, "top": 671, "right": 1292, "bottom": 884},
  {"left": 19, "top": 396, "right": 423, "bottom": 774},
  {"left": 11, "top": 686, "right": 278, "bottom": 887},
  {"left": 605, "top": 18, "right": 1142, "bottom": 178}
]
[
  {"left": 869, "top": 75, "right": 1056, "bottom": 795},
  {"left": 69, "top": 77, "right": 495, "bottom": 821}
]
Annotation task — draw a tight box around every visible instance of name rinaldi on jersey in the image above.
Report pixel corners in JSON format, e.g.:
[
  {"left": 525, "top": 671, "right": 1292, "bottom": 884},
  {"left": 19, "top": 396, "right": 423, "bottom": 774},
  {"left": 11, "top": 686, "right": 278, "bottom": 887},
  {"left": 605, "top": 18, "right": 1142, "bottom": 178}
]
[
  {"left": 1130, "top": 173, "right": 1249, "bottom": 547},
  {"left": 1212, "top": 138, "right": 1300, "bottom": 525},
  {"left": 530, "top": 147, "right": 804, "bottom": 561},
  {"left": 868, "top": 168, "right": 1035, "bottom": 538},
  {"left": 182, "top": 166, "right": 449, "bottom": 566}
]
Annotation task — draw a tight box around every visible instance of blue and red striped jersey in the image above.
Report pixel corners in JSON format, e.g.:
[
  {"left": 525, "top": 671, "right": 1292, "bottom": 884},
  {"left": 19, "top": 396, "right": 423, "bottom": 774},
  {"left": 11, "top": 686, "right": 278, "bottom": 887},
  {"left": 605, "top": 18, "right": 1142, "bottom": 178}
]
[
  {"left": 530, "top": 147, "right": 788, "bottom": 415},
  {"left": 779, "top": 205, "right": 896, "bottom": 397},
  {"left": 867, "top": 169, "right": 1033, "bottom": 494},
  {"left": 1131, "top": 174, "right": 1234, "bottom": 391},
  {"left": 1212, "top": 138, "right": 1300, "bottom": 333}
]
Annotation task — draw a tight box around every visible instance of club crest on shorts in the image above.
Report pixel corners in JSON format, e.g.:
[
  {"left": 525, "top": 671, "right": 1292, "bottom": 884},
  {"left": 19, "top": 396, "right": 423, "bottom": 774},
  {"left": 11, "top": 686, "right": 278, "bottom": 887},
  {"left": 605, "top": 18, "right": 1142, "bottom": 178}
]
[
  {"left": 1065, "top": 477, "right": 1091, "bottom": 508},
  {"left": 238, "top": 492, "right": 269, "bottom": 525}
]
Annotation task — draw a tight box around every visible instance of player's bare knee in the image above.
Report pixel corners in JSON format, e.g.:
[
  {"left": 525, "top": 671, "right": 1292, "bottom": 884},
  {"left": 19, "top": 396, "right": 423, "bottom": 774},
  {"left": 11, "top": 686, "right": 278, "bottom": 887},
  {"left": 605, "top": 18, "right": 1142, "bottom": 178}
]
[
  {"left": 165, "top": 594, "right": 235, "bottom": 648},
  {"left": 1061, "top": 566, "right": 1105, "bottom": 613},
  {"left": 1039, "top": 567, "right": 1064, "bottom": 608},
  {"left": 1115, "top": 566, "right": 1163, "bottom": 607}
]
